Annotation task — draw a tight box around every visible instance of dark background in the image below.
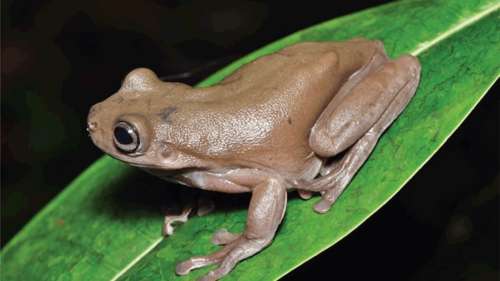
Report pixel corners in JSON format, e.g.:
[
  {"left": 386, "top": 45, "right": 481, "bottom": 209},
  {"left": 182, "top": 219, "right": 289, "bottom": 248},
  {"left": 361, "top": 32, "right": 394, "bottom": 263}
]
[{"left": 1, "top": 1, "right": 498, "bottom": 280}]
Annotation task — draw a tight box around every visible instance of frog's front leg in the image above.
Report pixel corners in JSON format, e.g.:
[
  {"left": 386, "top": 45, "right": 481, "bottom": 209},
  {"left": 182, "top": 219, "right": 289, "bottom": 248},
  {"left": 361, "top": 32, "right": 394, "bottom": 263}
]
[
  {"left": 176, "top": 178, "right": 286, "bottom": 281},
  {"left": 305, "top": 55, "right": 421, "bottom": 213}
]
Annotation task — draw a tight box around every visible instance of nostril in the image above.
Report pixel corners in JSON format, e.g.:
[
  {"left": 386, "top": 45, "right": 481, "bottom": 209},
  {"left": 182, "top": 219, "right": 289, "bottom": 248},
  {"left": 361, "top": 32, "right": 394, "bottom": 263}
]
[{"left": 87, "top": 121, "right": 97, "bottom": 132}]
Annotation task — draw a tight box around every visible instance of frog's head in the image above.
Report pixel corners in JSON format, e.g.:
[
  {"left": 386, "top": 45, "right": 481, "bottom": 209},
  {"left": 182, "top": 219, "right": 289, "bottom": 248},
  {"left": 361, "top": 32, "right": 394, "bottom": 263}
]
[{"left": 87, "top": 68, "right": 210, "bottom": 171}]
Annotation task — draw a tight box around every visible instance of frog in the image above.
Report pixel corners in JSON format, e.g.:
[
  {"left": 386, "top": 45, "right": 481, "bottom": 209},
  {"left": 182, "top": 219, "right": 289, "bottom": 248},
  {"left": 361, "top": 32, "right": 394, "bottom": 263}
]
[{"left": 87, "top": 38, "right": 421, "bottom": 281}]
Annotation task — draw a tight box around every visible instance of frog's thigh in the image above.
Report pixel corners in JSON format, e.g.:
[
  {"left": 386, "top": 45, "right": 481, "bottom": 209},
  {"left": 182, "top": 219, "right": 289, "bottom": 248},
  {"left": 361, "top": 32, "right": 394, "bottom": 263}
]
[
  {"left": 311, "top": 55, "right": 420, "bottom": 213},
  {"left": 310, "top": 55, "right": 418, "bottom": 158}
]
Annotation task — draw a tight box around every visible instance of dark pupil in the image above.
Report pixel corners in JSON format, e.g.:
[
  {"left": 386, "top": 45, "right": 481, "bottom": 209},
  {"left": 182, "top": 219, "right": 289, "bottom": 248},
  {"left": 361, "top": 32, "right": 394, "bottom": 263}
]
[{"left": 114, "top": 126, "right": 133, "bottom": 145}]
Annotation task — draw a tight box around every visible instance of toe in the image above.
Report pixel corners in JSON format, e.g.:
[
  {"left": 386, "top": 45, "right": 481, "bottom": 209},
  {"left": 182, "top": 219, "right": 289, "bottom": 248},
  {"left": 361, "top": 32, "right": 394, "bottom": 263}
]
[
  {"left": 176, "top": 260, "right": 193, "bottom": 275},
  {"left": 176, "top": 243, "right": 237, "bottom": 276},
  {"left": 314, "top": 199, "right": 332, "bottom": 213},
  {"left": 163, "top": 205, "right": 193, "bottom": 236},
  {"left": 199, "top": 253, "right": 240, "bottom": 281}
]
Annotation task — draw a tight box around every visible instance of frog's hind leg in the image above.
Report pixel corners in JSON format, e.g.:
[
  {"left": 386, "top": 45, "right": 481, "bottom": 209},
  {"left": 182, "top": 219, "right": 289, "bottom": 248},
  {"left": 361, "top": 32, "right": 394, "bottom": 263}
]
[{"left": 306, "top": 55, "right": 421, "bottom": 213}]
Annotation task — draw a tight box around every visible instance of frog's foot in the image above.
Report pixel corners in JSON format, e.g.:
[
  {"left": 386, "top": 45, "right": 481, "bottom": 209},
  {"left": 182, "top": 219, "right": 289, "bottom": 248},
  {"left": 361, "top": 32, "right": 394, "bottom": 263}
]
[
  {"left": 176, "top": 235, "right": 272, "bottom": 281},
  {"left": 211, "top": 228, "right": 241, "bottom": 246},
  {"left": 176, "top": 179, "right": 287, "bottom": 281},
  {"left": 312, "top": 167, "right": 350, "bottom": 213},
  {"left": 307, "top": 55, "right": 421, "bottom": 213},
  {"left": 162, "top": 205, "right": 193, "bottom": 236}
]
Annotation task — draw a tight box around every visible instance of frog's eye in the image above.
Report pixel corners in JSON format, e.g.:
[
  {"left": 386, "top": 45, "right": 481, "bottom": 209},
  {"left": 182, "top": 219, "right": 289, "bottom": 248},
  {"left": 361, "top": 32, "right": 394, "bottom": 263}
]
[{"left": 113, "top": 121, "right": 139, "bottom": 153}]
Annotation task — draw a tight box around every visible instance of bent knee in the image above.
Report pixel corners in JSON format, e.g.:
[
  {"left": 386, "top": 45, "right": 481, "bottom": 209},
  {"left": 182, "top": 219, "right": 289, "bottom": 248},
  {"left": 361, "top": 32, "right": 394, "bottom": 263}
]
[
  {"left": 395, "top": 55, "right": 421, "bottom": 77},
  {"left": 309, "top": 129, "right": 347, "bottom": 158}
]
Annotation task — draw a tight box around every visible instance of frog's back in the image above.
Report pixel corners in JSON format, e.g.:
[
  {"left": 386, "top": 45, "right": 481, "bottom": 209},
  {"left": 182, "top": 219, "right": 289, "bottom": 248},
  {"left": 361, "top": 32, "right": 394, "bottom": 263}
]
[
  {"left": 171, "top": 41, "right": 380, "bottom": 175},
  {"left": 200, "top": 40, "right": 381, "bottom": 119}
]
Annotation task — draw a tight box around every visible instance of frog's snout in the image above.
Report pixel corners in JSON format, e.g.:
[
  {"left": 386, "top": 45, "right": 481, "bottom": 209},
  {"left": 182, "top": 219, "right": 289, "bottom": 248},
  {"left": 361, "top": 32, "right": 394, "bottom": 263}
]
[{"left": 87, "top": 104, "right": 101, "bottom": 134}]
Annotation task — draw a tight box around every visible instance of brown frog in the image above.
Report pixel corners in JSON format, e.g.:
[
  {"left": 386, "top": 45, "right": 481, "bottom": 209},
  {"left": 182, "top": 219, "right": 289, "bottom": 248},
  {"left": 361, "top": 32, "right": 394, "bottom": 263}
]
[{"left": 87, "top": 38, "right": 420, "bottom": 281}]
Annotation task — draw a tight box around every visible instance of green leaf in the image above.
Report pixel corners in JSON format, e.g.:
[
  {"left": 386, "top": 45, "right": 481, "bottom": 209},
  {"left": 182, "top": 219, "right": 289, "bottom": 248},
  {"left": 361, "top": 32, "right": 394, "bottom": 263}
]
[{"left": 3, "top": 0, "right": 499, "bottom": 280}]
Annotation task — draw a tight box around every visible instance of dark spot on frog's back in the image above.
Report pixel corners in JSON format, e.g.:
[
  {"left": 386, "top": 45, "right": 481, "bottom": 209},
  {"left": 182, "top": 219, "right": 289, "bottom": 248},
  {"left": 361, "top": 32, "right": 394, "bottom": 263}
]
[
  {"left": 159, "top": 106, "right": 178, "bottom": 123},
  {"left": 287, "top": 117, "right": 293, "bottom": 125}
]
